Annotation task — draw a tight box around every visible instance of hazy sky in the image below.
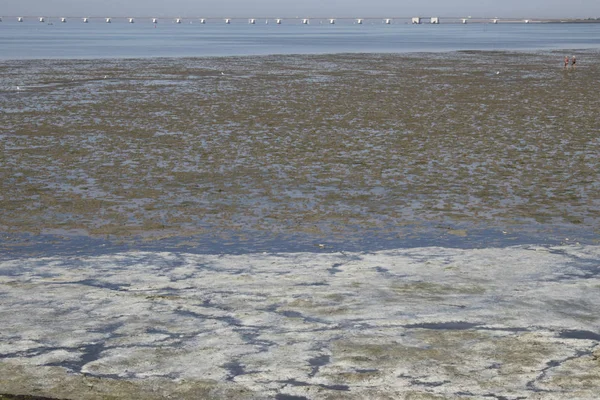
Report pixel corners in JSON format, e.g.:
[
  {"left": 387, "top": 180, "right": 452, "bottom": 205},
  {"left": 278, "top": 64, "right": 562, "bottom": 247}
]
[{"left": 3, "top": 0, "right": 600, "bottom": 19}]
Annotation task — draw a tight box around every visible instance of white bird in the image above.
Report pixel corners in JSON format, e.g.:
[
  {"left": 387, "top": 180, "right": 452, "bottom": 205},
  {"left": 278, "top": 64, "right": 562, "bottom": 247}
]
[
  {"left": 220, "top": 72, "right": 225, "bottom": 75},
  {"left": 16, "top": 86, "right": 21, "bottom": 91},
  {"left": 496, "top": 71, "right": 500, "bottom": 75},
  {"left": 104, "top": 75, "right": 108, "bottom": 79}
]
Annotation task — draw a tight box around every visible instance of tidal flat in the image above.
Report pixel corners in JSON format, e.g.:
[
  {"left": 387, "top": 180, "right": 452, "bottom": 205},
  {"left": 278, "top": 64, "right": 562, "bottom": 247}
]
[
  {"left": 1, "top": 51, "right": 600, "bottom": 251},
  {"left": 1, "top": 51, "right": 600, "bottom": 399}
]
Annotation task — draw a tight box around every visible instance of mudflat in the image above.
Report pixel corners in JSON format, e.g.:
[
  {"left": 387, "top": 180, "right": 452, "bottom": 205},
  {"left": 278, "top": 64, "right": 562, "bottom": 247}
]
[{"left": 1, "top": 51, "right": 599, "bottom": 250}]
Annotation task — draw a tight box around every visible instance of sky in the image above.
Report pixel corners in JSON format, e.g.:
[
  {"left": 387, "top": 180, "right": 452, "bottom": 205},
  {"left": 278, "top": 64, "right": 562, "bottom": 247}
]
[{"left": 3, "top": 0, "right": 600, "bottom": 19}]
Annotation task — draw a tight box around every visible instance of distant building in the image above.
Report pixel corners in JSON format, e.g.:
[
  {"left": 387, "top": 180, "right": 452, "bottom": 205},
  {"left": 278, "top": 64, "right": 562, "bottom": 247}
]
[
  {"left": 430, "top": 17, "right": 439, "bottom": 24},
  {"left": 412, "top": 17, "right": 421, "bottom": 24}
]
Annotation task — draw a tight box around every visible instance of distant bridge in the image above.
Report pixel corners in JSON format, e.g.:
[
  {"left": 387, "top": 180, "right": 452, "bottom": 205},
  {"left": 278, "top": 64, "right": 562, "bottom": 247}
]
[{"left": 2, "top": 16, "right": 594, "bottom": 24}]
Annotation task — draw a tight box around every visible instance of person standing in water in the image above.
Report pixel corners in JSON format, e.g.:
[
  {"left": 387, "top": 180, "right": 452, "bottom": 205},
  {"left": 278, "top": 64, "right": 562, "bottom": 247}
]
[
  {"left": 571, "top": 56, "right": 576, "bottom": 69},
  {"left": 564, "top": 56, "right": 570, "bottom": 69}
]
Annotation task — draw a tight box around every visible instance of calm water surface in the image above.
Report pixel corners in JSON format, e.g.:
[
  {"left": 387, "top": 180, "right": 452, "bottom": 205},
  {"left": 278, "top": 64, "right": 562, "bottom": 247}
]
[{"left": 1, "top": 20, "right": 600, "bottom": 59}]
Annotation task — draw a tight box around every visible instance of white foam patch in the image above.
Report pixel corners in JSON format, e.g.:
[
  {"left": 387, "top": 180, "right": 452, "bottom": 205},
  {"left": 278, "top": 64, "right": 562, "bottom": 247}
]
[{"left": 1, "top": 245, "right": 599, "bottom": 397}]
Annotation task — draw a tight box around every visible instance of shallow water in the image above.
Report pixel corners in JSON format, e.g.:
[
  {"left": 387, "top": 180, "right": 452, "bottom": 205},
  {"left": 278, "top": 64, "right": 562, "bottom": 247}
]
[{"left": 1, "top": 20, "right": 600, "bottom": 59}]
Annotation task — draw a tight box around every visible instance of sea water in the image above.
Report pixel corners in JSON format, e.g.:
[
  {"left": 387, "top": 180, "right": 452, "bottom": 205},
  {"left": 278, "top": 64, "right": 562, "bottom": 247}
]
[{"left": 1, "top": 19, "right": 600, "bottom": 59}]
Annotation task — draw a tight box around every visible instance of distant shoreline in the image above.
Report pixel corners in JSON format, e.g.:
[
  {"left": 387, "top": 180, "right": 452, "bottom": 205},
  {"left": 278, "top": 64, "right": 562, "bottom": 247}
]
[{"left": 2, "top": 16, "right": 600, "bottom": 25}]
